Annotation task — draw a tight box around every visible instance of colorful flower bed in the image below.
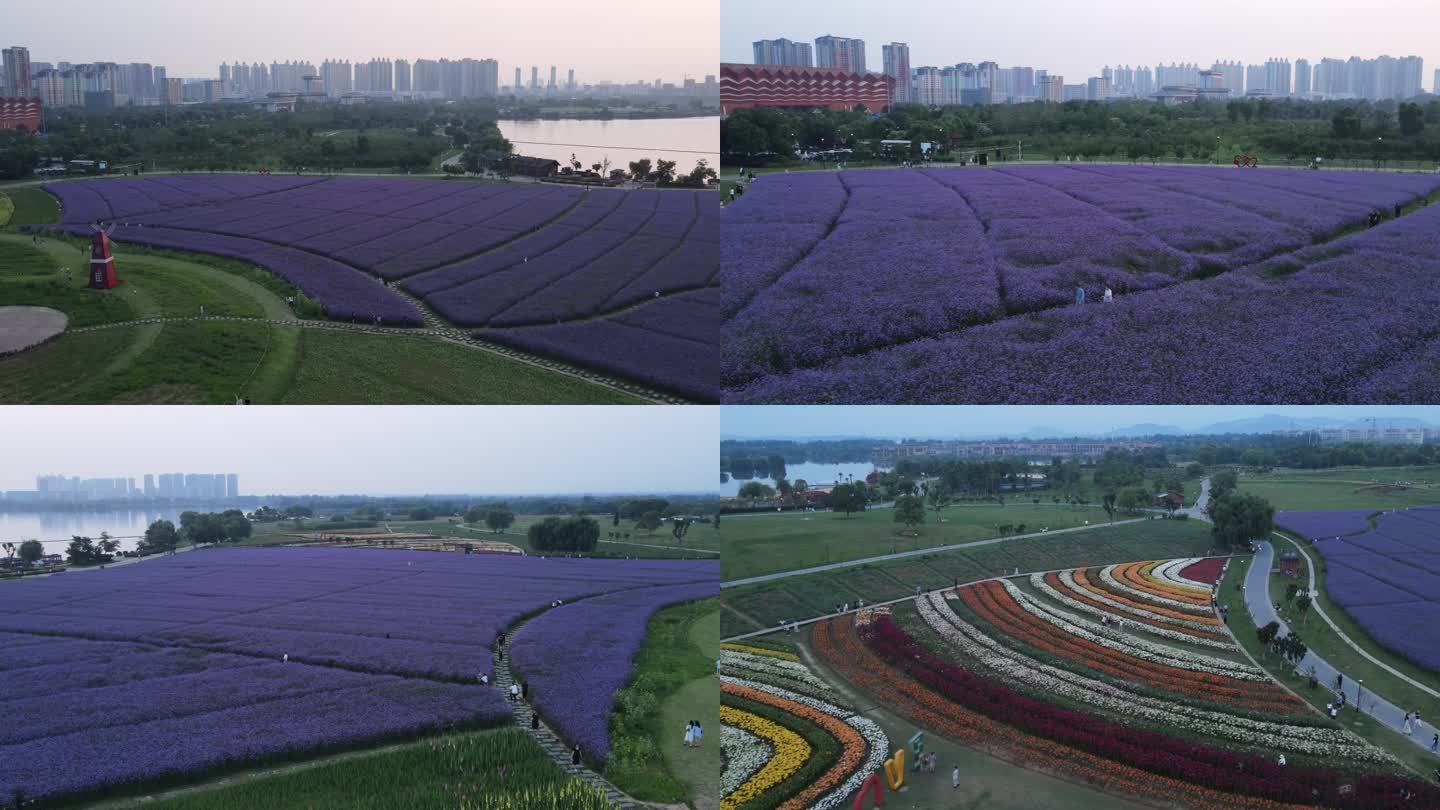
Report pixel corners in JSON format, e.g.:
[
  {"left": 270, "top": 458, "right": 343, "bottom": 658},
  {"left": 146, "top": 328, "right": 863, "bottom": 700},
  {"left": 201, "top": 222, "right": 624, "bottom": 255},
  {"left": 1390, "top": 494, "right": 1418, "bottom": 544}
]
[
  {"left": 1177, "top": 557, "right": 1227, "bottom": 585},
  {"left": 719, "top": 640, "right": 886, "bottom": 809}
]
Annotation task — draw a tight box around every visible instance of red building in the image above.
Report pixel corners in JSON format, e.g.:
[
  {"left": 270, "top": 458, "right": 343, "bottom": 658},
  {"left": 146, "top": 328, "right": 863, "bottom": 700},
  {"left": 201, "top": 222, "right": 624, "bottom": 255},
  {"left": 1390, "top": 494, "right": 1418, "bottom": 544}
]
[
  {"left": 721, "top": 63, "right": 894, "bottom": 114},
  {"left": 0, "top": 97, "right": 41, "bottom": 132}
]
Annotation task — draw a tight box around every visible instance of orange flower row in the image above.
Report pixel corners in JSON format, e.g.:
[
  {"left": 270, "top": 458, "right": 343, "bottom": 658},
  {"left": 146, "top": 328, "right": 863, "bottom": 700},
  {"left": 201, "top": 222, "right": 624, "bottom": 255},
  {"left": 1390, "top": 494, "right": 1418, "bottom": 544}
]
[
  {"left": 811, "top": 617, "right": 1309, "bottom": 810},
  {"left": 964, "top": 581, "right": 1299, "bottom": 713},
  {"left": 1117, "top": 561, "right": 1211, "bottom": 605},
  {"left": 1074, "top": 567, "right": 1222, "bottom": 626},
  {"left": 721, "top": 681, "right": 868, "bottom": 810},
  {"left": 1044, "top": 572, "right": 1226, "bottom": 642}
]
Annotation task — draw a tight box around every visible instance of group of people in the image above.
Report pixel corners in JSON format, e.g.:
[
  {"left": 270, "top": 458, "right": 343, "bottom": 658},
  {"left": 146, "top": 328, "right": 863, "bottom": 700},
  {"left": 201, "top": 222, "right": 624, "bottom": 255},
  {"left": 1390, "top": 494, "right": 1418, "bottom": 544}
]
[
  {"left": 1074, "top": 286, "right": 1116, "bottom": 306},
  {"left": 1368, "top": 204, "right": 1405, "bottom": 228},
  {"left": 1098, "top": 614, "right": 1128, "bottom": 631},
  {"left": 683, "top": 720, "right": 704, "bottom": 747}
]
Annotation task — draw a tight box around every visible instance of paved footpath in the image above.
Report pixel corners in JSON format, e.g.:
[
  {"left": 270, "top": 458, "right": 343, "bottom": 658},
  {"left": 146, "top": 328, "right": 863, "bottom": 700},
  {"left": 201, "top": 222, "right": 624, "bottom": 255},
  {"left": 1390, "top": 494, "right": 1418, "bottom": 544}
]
[{"left": 1244, "top": 542, "right": 1439, "bottom": 755}]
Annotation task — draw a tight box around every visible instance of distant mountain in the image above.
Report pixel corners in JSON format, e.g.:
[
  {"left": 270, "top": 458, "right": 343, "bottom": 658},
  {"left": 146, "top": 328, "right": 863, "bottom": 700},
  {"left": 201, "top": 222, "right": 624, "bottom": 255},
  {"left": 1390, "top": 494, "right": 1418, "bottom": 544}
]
[
  {"left": 1105, "top": 423, "right": 1186, "bottom": 437},
  {"left": 1197, "top": 414, "right": 1435, "bottom": 434}
]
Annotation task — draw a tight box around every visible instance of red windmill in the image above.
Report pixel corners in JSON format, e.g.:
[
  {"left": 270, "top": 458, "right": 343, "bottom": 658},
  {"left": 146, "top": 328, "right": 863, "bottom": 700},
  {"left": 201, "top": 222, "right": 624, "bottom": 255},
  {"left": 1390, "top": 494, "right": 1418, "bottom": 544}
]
[{"left": 89, "top": 222, "right": 119, "bottom": 290}]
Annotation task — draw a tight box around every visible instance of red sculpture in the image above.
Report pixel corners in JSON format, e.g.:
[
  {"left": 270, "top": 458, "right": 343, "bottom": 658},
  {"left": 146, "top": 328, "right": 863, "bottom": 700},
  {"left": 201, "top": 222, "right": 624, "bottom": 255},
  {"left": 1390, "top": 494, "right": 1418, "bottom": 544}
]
[
  {"left": 851, "top": 772, "right": 885, "bottom": 808},
  {"left": 89, "top": 225, "right": 118, "bottom": 289}
]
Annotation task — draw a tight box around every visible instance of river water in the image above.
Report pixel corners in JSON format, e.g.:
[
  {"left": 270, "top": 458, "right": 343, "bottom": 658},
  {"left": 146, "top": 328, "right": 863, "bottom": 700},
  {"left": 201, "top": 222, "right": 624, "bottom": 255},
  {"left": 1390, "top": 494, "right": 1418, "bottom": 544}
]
[
  {"left": 720, "top": 462, "right": 880, "bottom": 498},
  {"left": 497, "top": 116, "right": 718, "bottom": 174},
  {"left": 0, "top": 507, "right": 236, "bottom": 554}
]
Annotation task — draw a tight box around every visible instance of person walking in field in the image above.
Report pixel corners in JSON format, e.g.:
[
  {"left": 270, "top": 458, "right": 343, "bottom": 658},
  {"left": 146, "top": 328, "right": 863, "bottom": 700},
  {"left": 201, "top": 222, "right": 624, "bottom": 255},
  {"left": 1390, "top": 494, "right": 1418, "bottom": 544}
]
[
  {"left": 952, "top": 765, "right": 960, "bottom": 790},
  {"left": 282, "top": 653, "right": 288, "bottom": 663},
  {"left": 1103, "top": 286, "right": 1113, "bottom": 303},
  {"left": 694, "top": 722, "right": 703, "bottom": 747},
  {"left": 1074, "top": 287, "right": 1085, "bottom": 306},
  {"left": 683, "top": 722, "right": 693, "bottom": 747}
]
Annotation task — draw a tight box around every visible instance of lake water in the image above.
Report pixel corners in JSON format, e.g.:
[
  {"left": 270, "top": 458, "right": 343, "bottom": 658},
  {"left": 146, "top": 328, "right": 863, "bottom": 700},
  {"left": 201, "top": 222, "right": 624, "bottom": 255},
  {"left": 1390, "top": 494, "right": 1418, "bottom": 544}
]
[
  {"left": 0, "top": 507, "right": 235, "bottom": 554},
  {"left": 720, "top": 462, "right": 880, "bottom": 497},
  {"left": 498, "top": 116, "right": 718, "bottom": 174}
]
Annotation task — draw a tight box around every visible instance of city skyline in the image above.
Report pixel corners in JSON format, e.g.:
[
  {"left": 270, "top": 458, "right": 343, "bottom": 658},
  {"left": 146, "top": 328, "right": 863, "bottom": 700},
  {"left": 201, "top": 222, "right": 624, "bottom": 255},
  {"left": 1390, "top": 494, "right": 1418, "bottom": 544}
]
[
  {"left": 723, "top": 0, "right": 1440, "bottom": 93},
  {"left": 7, "top": 0, "right": 717, "bottom": 84},
  {"left": 0, "top": 407, "right": 718, "bottom": 496}
]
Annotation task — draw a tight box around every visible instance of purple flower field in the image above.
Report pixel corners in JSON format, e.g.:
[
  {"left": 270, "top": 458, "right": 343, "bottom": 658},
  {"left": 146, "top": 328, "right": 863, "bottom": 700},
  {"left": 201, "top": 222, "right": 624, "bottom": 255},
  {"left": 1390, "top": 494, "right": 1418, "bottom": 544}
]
[
  {"left": 0, "top": 547, "right": 717, "bottom": 803},
  {"left": 39, "top": 177, "right": 718, "bottom": 395},
  {"left": 721, "top": 166, "right": 1440, "bottom": 403},
  {"left": 510, "top": 580, "right": 718, "bottom": 763},
  {"left": 1304, "top": 506, "right": 1440, "bottom": 671},
  {"left": 1275, "top": 510, "right": 1375, "bottom": 540}
]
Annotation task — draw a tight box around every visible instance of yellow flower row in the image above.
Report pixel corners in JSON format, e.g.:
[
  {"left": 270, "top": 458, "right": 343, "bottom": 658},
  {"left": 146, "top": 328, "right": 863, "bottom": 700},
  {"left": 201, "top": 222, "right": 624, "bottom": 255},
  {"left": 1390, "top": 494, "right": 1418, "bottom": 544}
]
[
  {"left": 721, "top": 642, "right": 801, "bottom": 662},
  {"left": 720, "top": 705, "right": 812, "bottom": 810}
]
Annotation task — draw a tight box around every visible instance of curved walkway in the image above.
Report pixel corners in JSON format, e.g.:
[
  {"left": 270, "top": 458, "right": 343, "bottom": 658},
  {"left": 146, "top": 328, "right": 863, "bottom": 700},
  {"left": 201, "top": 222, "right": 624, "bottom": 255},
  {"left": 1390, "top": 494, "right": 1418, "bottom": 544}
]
[
  {"left": 493, "top": 613, "right": 642, "bottom": 809},
  {"left": 1244, "top": 542, "right": 1437, "bottom": 754}
]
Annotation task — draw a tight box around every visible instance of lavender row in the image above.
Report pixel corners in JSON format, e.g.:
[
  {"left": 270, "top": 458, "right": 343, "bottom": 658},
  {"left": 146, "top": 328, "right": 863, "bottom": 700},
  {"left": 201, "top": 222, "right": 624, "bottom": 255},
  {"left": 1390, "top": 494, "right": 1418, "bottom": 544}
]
[
  {"left": 728, "top": 196, "right": 1440, "bottom": 403},
  {"left": 1, "top": 677, "right": 510, "bottom": 803},
  {"left": 1274, "top": 510, "right": 1375, "bottom": 540},
  {"left": 510, "top": 580, "right": 719, "bottom": 762},
  {"left": 484, "top": 314, "right": 718, "bottom": 402}
]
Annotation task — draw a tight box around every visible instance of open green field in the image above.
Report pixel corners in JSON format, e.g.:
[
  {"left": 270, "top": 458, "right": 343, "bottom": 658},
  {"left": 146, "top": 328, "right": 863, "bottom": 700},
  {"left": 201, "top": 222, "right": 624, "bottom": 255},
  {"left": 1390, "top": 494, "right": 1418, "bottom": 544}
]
[
  {"left": 1, "top": 188, "right": 63, "bottom": 227},
  {"left": 1240, "top": 466, "right": 1440, "bottom": 510},
  {"left": 1218, "top": 557, "right": 1437, "bottom": 777},
  {"left": 606, "top": 598, "right": 718, "bottom": 806},
  {"left": 122, "top": 727, "right": 612, "bottom": 810},
  {"left": 247, "top": 515, "right": 713, "bottom": 560},
  {"left": 1268, "top": 531, "right": 1440, "bottom": 729},
  {"left": 0, "top": 236, "right": 644, "bottom": 404},
  {"left": 720, "top": 518, "right": 1216, "bottom": 638},
  {"left": 718, "top": 502, "right": 1113, "bottom": 581}
]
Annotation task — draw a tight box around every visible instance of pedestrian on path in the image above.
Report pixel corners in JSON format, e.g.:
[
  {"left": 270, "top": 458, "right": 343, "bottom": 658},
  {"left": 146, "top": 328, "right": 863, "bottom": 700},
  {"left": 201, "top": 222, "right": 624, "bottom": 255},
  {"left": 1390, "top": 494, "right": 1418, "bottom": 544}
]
[
  {"left": 531, "top": 711, "right": 540, "bottom": 729},
  {"left": 1278, "top": 754, "right": 1287, "bottom": 766},
  {"left": 952, "top": 765, "right": 960, "bottom": 790},
  {"left": 1405, "top": 712, "right": 1414, "bottom": 735},
  {"left": 510, "top": 683, "right": 519, "bottom": 701},
  {"left": 684, "top": 721, "right": 694, "bottom": 747},
  {"left": 1430, "top": 733, "right": 1437, "bottom": 753},
  {"left": 571, "top": 745, "right": 581, "bottom": 766},
  {"left": 694, "top": 722, "right": 703, "bottom": 747}
]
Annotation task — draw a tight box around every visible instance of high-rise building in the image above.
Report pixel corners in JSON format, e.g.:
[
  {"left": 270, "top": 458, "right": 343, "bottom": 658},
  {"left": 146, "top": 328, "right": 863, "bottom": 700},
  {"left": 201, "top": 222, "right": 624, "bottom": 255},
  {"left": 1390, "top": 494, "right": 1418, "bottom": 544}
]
[
  {"left": 368, "top": 58, "right": 394, "bottom": 92},
  {"left": 1039, "top": 74, "right": 1064, "bottom": 103},
  {"left": 413, "top": 59, "right": 441, "bottom": 92},
  {"left": 322, "top": 60, "right": 352, "bottom": 96},
  {"left": 1211, "top": 61, "right": 1244, "bottom": 97},
  {"left": 530, "top": 66, "right": 538, "bottom": 89},
  {"left": 548, "top": 65, "right": 556, "bottom": 89},
  {"left": 567, "top": 68, "right": 575, "bottom": 89},
  {"left": 34, "top": 68, "right": 64, "bottom": 108},
  {"left": 752, "top": 38, "right": 814, "bottom": 67},
  {"left": 1435, "top": 68, "right": 1440, "bottom": 94},
  {"left": 395, "top": 59, "right": 411, "bottom": 92},
  {"left": 1264, "top": 58, "right": 1291, "bottom": 95},
  {"left": 144, "top": 474, "right": 155, "bottom": 497},
  {"left": 1295, "top": 59, "right": 1311, "bottom": 96},
  {"left": 814, "top": 35, "right": 865, "bottom": 73},
  {"left": 513, "top": 66, "right": 521, "bottom": 92},
  {"left": 1086, "top": 75, "right": 1111, "bottom": 101},
  {"left": 1244, "top": 64, "right": 1266, "bottom": 94},
  {"left": 226, "top": 474, "right": 239, "bottom": 499},
  {"left": 882, "top": 43, "right": 911, "bottom": 104}
]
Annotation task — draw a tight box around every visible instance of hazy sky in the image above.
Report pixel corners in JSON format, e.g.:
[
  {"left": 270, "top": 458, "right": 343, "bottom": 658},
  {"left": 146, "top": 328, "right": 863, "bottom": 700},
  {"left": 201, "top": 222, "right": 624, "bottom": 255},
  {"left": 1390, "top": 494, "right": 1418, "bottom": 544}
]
[
  {"left": 722, "top": 406, "right": 1440, "bottom": 439},
  {"left": 2, "top": 407, "right": 718, "bottom": 495},
  {"left": 723, "top": 0, "right": 1440, "bottom": 90},
  {"left": 11, "top": 0, "right": 719, "bottom": 82}
]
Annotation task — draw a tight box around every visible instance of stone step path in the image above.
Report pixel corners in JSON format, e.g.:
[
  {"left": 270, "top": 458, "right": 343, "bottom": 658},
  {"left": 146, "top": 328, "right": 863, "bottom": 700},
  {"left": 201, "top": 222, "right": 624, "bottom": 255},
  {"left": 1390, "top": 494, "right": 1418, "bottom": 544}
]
[{"left": 493, "top": 615, "right": 641, "bottom": 809}]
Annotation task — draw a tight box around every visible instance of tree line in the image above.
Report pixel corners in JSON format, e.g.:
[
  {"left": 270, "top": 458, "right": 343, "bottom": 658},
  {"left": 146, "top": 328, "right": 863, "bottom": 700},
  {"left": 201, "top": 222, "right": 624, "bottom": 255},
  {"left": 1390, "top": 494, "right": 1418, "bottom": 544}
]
[{"left": 722, "top": 97, "right": 1440, "bottom": 167}]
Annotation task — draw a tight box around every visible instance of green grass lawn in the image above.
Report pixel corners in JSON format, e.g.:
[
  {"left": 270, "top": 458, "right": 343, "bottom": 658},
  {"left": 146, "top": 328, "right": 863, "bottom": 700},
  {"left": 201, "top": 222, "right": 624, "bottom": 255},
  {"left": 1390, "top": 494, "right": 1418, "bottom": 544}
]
[
  {"left": 1240, "top": 467, "right": 1440, "bottom": 510},
  {"left": 719, "top": 502, "right": 1115, "bottom": 582},
  {"left": 1269, "top": 531, "right": 1440, "bottom": 729},
  {"left": 131, "top": 727, "right": 612, "bottom": 810},
  {"left": 280, "top": 330, "right": 643, "bottom": 404},
  {"left": 605, "top": 598, "right": 718, "bottom": 805},
  {"left": 2, "top": 188, "right": 61, "bottom": 226},
  {"left": 720, "top": 518, "right": 1216, "bottom": 638},
  {"left": 1219, "top": 557, "right": 1437, "bottom": 777}
]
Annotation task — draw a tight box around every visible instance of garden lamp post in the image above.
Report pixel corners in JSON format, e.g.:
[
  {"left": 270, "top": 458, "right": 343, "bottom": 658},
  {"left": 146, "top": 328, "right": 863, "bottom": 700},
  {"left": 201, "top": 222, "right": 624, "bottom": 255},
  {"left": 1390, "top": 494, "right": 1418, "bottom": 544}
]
[{"left": 1355, "top": 679, "right": 1365, "bottom": 725}]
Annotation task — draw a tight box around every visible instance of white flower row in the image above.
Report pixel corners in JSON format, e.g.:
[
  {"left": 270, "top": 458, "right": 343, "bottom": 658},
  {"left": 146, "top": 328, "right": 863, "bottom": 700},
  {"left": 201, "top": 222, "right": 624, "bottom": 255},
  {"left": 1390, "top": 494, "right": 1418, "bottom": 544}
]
[
  {"left": 1057, "top": 569, "right": 1219, "bottom": 632},
  {"left": 1002, "top": 580, "right": 1268, "bottom": 681},
  {"left": 722, "top": 650, "right": 837, "bottom": 694},
  {"left": 919, "top": 594, "right": 1393, "bottom": 763},
  {"left": 721, "top": 722, "right": 773, "bottom": 796},
  {"left": 1152, "top": 559, "right": 1213, "bottom": 591},
  {"left": 721, "top": 674, "right": 889, "bottom": 810},
  {"left": 1031, "top": 573, "right": 1234, "bottom": 650},
  {"left": 1100, "top": 564, "right": 1213, "bottom": 614}
]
